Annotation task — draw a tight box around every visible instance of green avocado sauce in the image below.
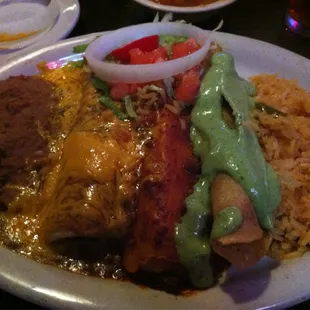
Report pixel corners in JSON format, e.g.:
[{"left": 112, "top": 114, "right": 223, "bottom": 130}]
[
  {"left": 175, "top": 52, "right": 281, "bottom": 289},
  {"left": 210, "top": 206, "right": 243, "bottom": 241}
]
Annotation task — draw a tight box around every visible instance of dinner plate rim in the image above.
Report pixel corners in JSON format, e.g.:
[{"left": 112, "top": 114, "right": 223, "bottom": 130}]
[
  {"left": 1, "top": 29, "right": 309, "bottom": 76},
  {"left": 0, "top": 30, "right": 310, "bottom": 310}
]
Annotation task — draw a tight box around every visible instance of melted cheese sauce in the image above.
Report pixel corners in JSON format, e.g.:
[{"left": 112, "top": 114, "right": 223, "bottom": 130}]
[
  {"left": 0, "top": 65, "right": 148, "bottom": 280},
  {"left": 0, "top": 215, "right": 125, "bottom": 279}
]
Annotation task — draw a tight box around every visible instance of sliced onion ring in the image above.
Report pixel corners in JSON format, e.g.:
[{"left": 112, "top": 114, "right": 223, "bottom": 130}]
[{"left": 85, "top": 22, "right": 212, "bottom": 84}]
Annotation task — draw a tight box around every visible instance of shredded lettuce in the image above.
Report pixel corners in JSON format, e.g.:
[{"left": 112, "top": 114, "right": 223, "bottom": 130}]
[
  {"left": 163, "top": 78, "right": 174, "bottom": 99},
  {"left": 160, "top": 35, "right": 188, "bottom": 47},
  {"left": 69, "top": 60, "right": 85, "bottom": 68},
  {"left": 147, "top": 85, "right": 163, "bottom": 93},
  {"left": 92, "top": 77, "right": 130, "bottom": 121},
  {"left": 124, "top": 96, "right": 137, "bottom": 119},
  {"left": 99, "top": 96, "right": 128, "bottom": 121},
  {"left": 73, "top": 44, "right": 89, "bottom": 53},
  {"left": 72, "top": 35, "right": 101, "bottom": 54},
  {"left": 91, "top": 76, "right": 110, "bottom": 95},
  {"left": 160, "top": 35, "right": 188, "bottom": 57},
  {"left": 153, "top": 12, "right": 173, "bottom": 23}
]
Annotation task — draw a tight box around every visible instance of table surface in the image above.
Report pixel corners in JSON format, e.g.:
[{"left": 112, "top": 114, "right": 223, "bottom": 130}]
[{"left": 1, "top": 0, "right": 310, "bottom": 309}]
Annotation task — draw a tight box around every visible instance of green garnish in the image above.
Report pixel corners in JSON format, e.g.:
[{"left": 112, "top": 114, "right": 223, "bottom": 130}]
[
  {"left": 73, "top": 44, "right": 89, "bottom": 53},
  {"left": 70, "top": 60, "right": 85, "bottom": 68},
  {"left": 99, "top": 96, "right": 128, "bottom": 121},
  {"left": 105, "top": 54, "right": 117, "bottom": 63},
  {"left": 160, "top": 35, "right": 188, "bottom": 46},
  {"left": 255, "top": 102, "right": 287, "bottom": 117},
  {"left": 72, "top": 36, "right": 101, "bottom": 54},
  {"left": 160, "top": 35, "right": 188, "bottom": 58},
  {"left": 124, "top": 96, "right": 137, "bottom": 119},
  {"left": 147, "top": 85, "right": 163, "bottom": 93},
  {"left": 91, "top": 76, "right": 110, "bottom": 95}
]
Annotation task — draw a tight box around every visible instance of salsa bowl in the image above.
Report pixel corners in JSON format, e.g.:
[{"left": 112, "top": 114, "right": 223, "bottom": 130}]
[{"left": 133, "top": 0, "right": 237, "bottom": 14}]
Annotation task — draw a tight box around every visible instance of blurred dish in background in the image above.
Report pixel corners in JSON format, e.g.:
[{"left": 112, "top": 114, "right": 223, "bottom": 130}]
[
  {"left": 151, "top": 0, "right": 220, "bottom": 7},
  {"left": 0, "top": 0, "right": 80, "bottom": 63},
  {"left": 0, "top": 0, "right": 60, "bottom": 50},
  {"left": 286, "top": 0, "right": 310, "bottom": 37},
  {"left": 133, "top": 0, "right": 237, "bottom": 13}
]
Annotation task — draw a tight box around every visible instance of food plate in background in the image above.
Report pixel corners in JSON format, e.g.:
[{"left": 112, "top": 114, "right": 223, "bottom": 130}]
[
  {"left": 133, "top": 0, "right": 237, "bottom": 14},
  {"left": 0, "top": 0, "right": 80, "bottom": 64},
  {"left": 0, "top": 31, "right": 310, "bottom": 310}
]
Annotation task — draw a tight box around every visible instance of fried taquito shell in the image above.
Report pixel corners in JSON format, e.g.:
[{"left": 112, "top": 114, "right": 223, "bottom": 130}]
[{"left": 211, "top": 174, "right": 271, "bottom": 269}]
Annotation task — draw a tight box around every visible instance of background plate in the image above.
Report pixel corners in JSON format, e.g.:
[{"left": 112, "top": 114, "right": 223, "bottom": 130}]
[
  {"left": 133, "top": 0, "right": 237, "bottom": 14},
  {"left": 0, "top": 32, "right": 310, "bottom": 310},
  {"left": 0, "top": 0, "right": 80, "bottom": 65}
]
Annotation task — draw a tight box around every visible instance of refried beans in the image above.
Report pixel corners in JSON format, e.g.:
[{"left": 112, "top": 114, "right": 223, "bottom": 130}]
[{"left": 0, "top": 76, "right": 58, "bottom": 209}]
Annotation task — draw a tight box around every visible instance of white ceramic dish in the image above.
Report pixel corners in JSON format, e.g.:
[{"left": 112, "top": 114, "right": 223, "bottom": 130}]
[
  {"left": 0, "top": 0, "right": 60, "bottom": 51},
  {"left": 0, "top": 0, "right": 80, "bottom": 65},
  {"left": 133, "top": 0, "right": 237, "bottom": 14},
  {"left": 0, "top": 31, "right": 310, "bottom": 310}
]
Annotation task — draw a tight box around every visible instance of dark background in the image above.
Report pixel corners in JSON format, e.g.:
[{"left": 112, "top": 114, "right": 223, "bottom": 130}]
[{"left": 1, "top": 0, "right": 309, "bottom": 309}]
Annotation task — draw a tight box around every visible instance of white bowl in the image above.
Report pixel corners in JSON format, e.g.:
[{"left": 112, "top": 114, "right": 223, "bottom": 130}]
[{"left": 133, "top": 0, "right": 237, "bottom": 14}]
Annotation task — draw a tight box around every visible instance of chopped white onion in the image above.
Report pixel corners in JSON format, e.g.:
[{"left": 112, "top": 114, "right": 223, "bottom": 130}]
[{"left": 85, "top": 22, "right": 213, "bottom": 84}]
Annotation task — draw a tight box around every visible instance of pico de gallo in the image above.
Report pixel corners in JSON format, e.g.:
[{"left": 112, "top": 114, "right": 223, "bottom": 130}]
[
  {"left": 106, "top": 34, "right": 208, "bottom": 105},
  {"left": 73, "top": 31, "right": 220, "bottom": 121}
]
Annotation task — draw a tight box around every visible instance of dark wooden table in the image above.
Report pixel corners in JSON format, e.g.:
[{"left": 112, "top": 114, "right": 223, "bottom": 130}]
[{"left": 1, "top": 0, "right": 309, "bottom": 309}]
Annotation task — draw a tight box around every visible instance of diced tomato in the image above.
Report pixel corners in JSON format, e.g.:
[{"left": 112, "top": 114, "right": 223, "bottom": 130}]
[
  {"left": 191, "top": 63, "right": 203, "bottom": 73},
  {"left": 110, "top": 83, "right": 130, "bottom": 100},
  {"left": 175, "top": 70, "right": 200, "bottom": 104},
  {"left": 110, "top": 35, "right": 159, "bottom": 63},
  {"left": 128, "top": 83, "right": 138, "bottom": 94},
  {"left": 109, "top": 80, "right": 164, "bottom": 100},
  {"left": 151, "top": 47, "right": 168, "bottom": 63},
  {"left": 186, "top": 38, "right": 200, "bottom": 49},
  {"left": 174, "top": 61, "right": 203, "bottom": 82},
  {"left": 110, "top": 83, "right": 138, "bottom": 100},
  {"left": 171, "top": 38, "right": 200, "bottom": 60},
  {"left": 129, "top": 47, "right": 168, "bottom": 64},
  {"left": 129, "top": 48, "right": 146, "bottom": 64}
]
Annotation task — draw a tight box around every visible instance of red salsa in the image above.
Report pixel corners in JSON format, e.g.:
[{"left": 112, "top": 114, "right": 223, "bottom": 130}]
[{"left": 108, "top": 36, "right": 205, "bottom": 104}]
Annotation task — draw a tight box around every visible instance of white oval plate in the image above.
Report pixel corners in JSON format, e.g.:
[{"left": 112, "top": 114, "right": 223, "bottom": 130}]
[
  {"left": 133, "top": 0, "right": 237, "bottom": 14},
  {"left": 0, "top": 31, "right": 310, "bottom": 310},
  {"left": 0, "top": 0, "right": 80, "bottom": 65}
]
